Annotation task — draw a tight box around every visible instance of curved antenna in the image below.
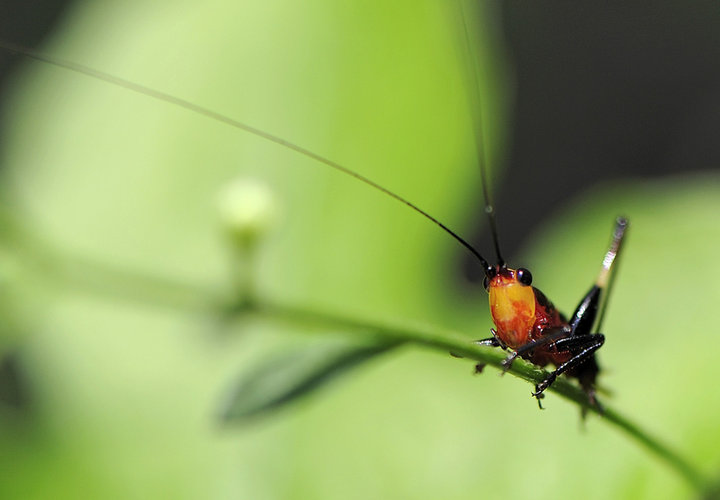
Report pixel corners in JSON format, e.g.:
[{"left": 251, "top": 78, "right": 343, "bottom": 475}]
[
  {"left": 0, "top": 40, "right": 492, "bottom": 273},
  {"left": 456, "top": 2, "right": 505, "bottom": 268}
]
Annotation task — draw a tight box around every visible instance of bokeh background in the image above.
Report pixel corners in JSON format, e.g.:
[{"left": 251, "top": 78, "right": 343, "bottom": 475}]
[{"left": 1, "top": 1, "right": 719, "bottom": 498}]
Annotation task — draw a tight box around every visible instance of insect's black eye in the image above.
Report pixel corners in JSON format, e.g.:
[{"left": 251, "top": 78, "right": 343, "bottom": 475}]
[
  {"left": 483, "top": 266, "right": 497, "bottom": 291},
  {"left": 516, "top": 268, "right": 532, "bottom": 286}
]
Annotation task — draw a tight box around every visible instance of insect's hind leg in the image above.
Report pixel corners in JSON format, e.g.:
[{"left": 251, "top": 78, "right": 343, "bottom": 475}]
[
  {"left": 531, "top": 333, "right": 605, "bottom": 398},
  {"left": 567, "top": 217, "right": 629, "bottom": 338}
]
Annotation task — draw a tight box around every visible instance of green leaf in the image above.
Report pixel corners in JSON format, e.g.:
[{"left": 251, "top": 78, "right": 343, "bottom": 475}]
[{"left": 221, "top": 337, "right": 400, "bottom": 422}]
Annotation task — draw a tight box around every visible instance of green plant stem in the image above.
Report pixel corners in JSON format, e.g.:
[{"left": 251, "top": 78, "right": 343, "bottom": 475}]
[{"left": 251, "top": 299, "right": 708, "bottom": 493}]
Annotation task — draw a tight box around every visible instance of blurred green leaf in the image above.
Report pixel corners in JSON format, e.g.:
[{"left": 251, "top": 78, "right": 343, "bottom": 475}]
[
  {"left": 1, "top": 0, "right": 718, "bottom": 498},
  {"left": 221, "top": 337, "right": 400, "bottom": 422}
]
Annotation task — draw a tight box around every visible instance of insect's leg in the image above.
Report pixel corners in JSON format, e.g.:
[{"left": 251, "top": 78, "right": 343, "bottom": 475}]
[
  {"left": 499, "top": 326, "right": 570, "bottom": 374},
  {"left": 451, "top": 330, "right": 501, "bottom": 367},
  {"left": 594, "top": 216, "right": 628, "bottom": 334},
  {"left": 569, "top": 217, "right": 628, "bottom": 336},
  {"left": 576, "top": 351, "right": 601, "bottom": 409},
  {"left": 531, "top": 333, "right": 605, "bottom": 397},
  {"left": 474, "top": 329, "right": 507, "bottom": 349},
  {"left": 472, "top": 330, "right": 506, "bottom": 374},
  {"left": 568, "top": 284, "right": 601, "bottom": 337},
  {"left": 580, "top": 384, "right": 603, "bottom": 419}
]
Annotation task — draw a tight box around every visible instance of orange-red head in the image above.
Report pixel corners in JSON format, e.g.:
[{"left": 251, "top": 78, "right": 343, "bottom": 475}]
[{"left": 485, "top": 266, "right": 535, "bottom": 348}]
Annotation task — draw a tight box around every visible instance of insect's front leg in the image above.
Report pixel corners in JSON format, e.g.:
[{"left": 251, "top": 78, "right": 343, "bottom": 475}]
[
  {"left": 474, "top": 328, "right": 507, "bottom": 350},
  {"left": 472, "top": 329, "right": 507, "bottom": 374}
]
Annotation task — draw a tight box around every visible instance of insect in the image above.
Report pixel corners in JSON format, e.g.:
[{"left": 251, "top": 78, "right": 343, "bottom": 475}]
[
  {"left": 0, "top": 3, "right": 625, "bottom": 408},
  {"left": 476, "top": 216, "right": 627, "bottom": 408}
]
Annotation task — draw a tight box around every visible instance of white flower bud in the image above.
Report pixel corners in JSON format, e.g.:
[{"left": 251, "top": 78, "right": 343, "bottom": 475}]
[{"left": 216, "top": 178, "right": 278, "bottom": 247}]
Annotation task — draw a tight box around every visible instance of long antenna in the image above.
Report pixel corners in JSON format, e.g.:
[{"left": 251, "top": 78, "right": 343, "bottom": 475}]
[
  {"left": 456, "top": 1, "right": 505, "bottom": 268},
  {"left": 0, "top": 40, "right": 492, "bottom": 273}
]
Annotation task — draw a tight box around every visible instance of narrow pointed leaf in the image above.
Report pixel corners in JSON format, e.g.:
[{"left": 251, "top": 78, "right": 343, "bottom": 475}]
[{"left": 221, "top": 337, "right": 400, "bottom": 422}]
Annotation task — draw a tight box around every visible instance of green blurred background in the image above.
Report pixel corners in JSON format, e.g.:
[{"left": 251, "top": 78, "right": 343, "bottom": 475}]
[{"left": 0, "top": 1, "right": 719, "bottom": 499}]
